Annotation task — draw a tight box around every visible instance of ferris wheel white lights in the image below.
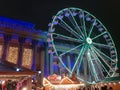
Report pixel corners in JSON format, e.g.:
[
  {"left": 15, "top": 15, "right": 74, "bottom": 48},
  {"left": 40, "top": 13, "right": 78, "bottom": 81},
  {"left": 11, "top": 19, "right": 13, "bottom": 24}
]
[{"left": 48, "top": 7, "right": 118, "bottom": 83}]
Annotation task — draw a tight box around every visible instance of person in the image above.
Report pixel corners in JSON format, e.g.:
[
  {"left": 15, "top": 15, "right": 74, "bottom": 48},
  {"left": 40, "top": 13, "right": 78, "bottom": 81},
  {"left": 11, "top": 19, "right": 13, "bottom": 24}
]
[
  {"left": 109, "top": 87, "right": 113, "bottom": 90},
  {"left": 0, "top": 84, "right": 2, "bottom": 90},
  {"left": 101, "top": 85, "right": 107, "bottom": 90}
]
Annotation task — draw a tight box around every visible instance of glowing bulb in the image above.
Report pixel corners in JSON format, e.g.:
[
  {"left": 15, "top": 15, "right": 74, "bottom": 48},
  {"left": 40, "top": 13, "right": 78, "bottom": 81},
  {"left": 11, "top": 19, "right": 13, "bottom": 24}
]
[
  {"left": 109, "top": 83, "right": 111, "bottom": 85},
  {"left": 16, "top": 68, "right": 20, "bottom": 71},
  {"left": 118, "top": 81, "right": 120, "bottom": 84},
  {"left": 113, "top": 82, "right": 116, "bottom": 85},
  {"left": 38, "top": 71, "right": 41, "bottom": 74},
  {"left": 2, "top": 81, "right": 5, "bottom": 85},
  {"left": 22, "top": 87, "right": 27, "bottom": 90}
]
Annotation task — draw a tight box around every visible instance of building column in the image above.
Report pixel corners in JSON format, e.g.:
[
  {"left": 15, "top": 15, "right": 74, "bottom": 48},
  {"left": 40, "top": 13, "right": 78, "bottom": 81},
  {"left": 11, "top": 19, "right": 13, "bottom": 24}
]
[
  {"left": 39, "top": 47, "right": 45, "bottom": 86},
  {"left": 32, "top": 40, "right": 38, "bottom": 71},
  {"left": 49, "top": 53, "right": 53, "bottom": 75},
  {"left": 45, "top": 43, "right": 49, "bottom": 77},
  {"left": 2, "top": 35, "right": 11, "bottom": 61},
  {"left": 67, "top": 54, "right": 71, "bottom": 76},
  {"left": 18, "top": 37, "right": 25, "bottom": 66},
  {"left": 75, "top": 54, "right": 80, "bottom": 76},
  {"left": 59, "top": 51, "right": 63, "bottom": 75}
]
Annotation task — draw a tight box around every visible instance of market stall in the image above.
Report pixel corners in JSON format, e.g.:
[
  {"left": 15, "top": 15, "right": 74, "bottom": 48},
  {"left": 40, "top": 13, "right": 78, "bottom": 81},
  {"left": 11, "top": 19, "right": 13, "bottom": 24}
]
[{"left": 43, "top": 74, "right": 85, "bottom": 90}]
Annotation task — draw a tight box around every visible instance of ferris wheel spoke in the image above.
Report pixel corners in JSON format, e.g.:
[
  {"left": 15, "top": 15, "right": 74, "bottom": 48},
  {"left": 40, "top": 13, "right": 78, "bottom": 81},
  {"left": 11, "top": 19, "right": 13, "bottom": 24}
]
[
  {"left": 92, "top": 46, "right": 115, "bottom": 73},
  {"left": 90, "top": 47, "right": 111, "bottom": 77},
  {"left": 87, "top": 49, "right": 99, "bottom": 81},
  {"left": 97, "top": 58, "right": 111, "bottom": 77},
  {"left": 89, "top": 61, "right": 99, "bottom": 81},
  {"left": 76, "top": 49, "right": 85, "bottom": 76},
  {"left": 88, "top": 19, "right": 96, "bottom": 37},
  {"left": 92, "top": 31, "right": 107, "bottom": 40},
  {"left": 59, "top": 43, "right": 84, "bottom": 57},
  {"left": 87, "top": 61, "right": 93, "bottom": 78},
  {"left": 68, "top": 9, "right": 84, "bottom": 38},
  {"left": 97, "top": 60, "right": 111, "bottom": 77},
  {"left": 93, "top": 42, "right": 111, "bottom": 49},
  {"left": 93, "top": 46, "right": 116, "bottom": 63},
  {"left": 58, "top": 19, "right": 82, "bottom": 40},
  {"left": 71, "top": 45, "right": 86, "bottom": 74},
  {"left": 81, "top": 11, "right": 87, "bottom": 37},
  {"left": 52, "top": 33, "right": 83, "bottom": 42},
  {"left": 89, "top": 48, "right": 105, "bottom": 80},
  {"left": 58, "top": 57, "right": 71, "bottom": 73}
]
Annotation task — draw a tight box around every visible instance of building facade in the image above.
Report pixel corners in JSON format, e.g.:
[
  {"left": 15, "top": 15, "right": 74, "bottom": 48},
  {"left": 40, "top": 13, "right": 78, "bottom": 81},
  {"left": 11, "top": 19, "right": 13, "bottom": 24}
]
[{"left": 0, "top": 16, "right": 71, "bottom": 87}]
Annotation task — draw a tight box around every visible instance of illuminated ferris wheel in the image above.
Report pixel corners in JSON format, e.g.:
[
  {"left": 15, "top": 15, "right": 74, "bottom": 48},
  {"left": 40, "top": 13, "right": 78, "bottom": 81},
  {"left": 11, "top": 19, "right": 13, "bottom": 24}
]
[{"left": 47, "top": 7, "right": 118, "bottom": 83}]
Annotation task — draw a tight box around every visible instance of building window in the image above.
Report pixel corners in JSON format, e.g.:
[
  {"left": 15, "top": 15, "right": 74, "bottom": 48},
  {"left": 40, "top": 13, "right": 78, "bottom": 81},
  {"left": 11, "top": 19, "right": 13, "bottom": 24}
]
[
  {"left": 22, "top": 48, "right": 33, "bottom": 69},
  {"left": 6, "top": 46, "right": 18, "bottom": 64},
  {"left": 0, "top": 45, "right": 3, "bottom": 59}
]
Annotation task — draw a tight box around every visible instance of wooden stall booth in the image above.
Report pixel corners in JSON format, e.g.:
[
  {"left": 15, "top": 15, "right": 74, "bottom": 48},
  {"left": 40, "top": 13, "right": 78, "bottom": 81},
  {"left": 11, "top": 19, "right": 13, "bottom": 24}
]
[
  {"left": 0, "top": 61, "right": 36, "bottom": 90},
  {"left": 43, "top": 74, "right": 85, "bottom": 90},
  {"left": 90, "top": 76, "right": 120, "bottom": 90}
]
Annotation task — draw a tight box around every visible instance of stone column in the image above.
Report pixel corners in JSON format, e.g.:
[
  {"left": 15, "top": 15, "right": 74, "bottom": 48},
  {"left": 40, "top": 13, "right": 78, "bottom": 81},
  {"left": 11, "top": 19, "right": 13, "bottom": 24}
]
[
  {"left": 75, "top": 54, "right": 80, "bottom": 76},
  {"left": 32, "top": 40, "right": 38, "bottom": 71},
  {"left": 2, "top": 35, "right": 11, "bottom": 61},
  {"left": 44, "top": 43, "right": 49, "bottom": 77},
  {"left": 49, "top": 53, "right": 53, "bottom": 75},
  {"left": 67, "top": 54, "right": 71, "bottom": 76},
  {"left": 39, "top": 47, "right": 45, "bottom": 86},
  {"left": 18, "top": 37, "right": 25, "bottom": 66}
]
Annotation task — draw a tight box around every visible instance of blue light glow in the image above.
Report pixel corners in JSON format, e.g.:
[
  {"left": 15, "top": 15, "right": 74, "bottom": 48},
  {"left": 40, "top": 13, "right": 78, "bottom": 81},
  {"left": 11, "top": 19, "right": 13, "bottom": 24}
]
[{"left": 16, "top": 68, "right": 20, "bottom": 72}]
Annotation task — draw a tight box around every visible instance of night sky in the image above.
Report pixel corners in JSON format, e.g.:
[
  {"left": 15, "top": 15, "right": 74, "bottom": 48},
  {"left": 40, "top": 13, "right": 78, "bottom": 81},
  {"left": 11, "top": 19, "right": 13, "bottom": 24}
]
[{"left": 0, "top": 0, "right": 120, "bottom": 71}]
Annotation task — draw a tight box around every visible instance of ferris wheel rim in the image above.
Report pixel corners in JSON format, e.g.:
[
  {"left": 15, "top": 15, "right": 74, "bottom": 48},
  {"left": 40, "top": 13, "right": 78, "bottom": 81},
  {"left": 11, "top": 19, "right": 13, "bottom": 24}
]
[{"left": 48, "top": 7, "right": 118, "bottom": 83}]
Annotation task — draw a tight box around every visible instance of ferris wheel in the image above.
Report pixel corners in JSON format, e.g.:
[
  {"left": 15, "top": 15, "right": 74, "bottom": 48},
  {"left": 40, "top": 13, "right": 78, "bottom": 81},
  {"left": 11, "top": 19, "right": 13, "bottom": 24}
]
[{"left": 47, "top": 7, "right": 118, "bottom": 83}]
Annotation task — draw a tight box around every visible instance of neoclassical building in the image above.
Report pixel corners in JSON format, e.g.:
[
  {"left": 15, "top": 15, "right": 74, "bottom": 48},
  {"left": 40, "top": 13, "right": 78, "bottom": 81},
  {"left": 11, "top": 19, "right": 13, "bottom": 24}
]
[
  {"left": 0, "top": 16, "right": 49, "bottom": 89},
  {"left": 0, "top": 16, "right": 71, "bottom": 89}
]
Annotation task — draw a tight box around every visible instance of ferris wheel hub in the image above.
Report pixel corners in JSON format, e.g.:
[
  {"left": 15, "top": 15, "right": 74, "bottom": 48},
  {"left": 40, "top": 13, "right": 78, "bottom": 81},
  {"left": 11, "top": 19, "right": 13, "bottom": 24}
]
[{"left": 86, "top": 37, "right": 92, "bottom": 44}]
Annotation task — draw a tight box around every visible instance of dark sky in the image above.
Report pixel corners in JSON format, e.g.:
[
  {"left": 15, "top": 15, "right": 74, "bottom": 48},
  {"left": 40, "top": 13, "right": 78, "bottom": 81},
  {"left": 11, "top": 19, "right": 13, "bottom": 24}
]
[{"left": 0, "top": 0, "right": 120, "bottom": 67}]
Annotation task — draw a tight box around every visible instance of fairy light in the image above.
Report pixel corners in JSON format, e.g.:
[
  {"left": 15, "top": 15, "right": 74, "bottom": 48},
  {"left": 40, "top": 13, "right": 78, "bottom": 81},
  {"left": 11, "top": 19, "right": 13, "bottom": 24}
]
[
  {"left": 60, "top": 77, "right": 73, "bottom": 84},
  {"left": 6, "top": 46, "right": 18, "bottom": 64},
  {"left": 118, "top": 81, "right": 120, "bottom": 84},
  {"left": 38, "top": 70, "right": 41, "bottom": 74},
  {"left": 101, "top": 83, "right": 103, "bottom": 87},
  {"left": 113, "top": 82, "right": 116, "bottom": 85},
  {"left": 109, "top": 82, "right": 111, "bottom": 85},
  {"left": 16, "top": 68, "right": 20, "bottom": 71},
  {"left": 22, "top": 48, "right": 33, "bottom": 69},
  {"left": 22, "top": 87, "right": 27, "bottom": 90},
  {"left": 104, "top": 83, "right": 107, "bottom": 85},
  {"left": 43, "top": 78, "right": 52, "bottom": 86},
  {"left": 2, "top": 81, "right": 5, "bottom": 85},
  {"left": 43, "top": 77, "right": 85, "bottom": 89}
]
